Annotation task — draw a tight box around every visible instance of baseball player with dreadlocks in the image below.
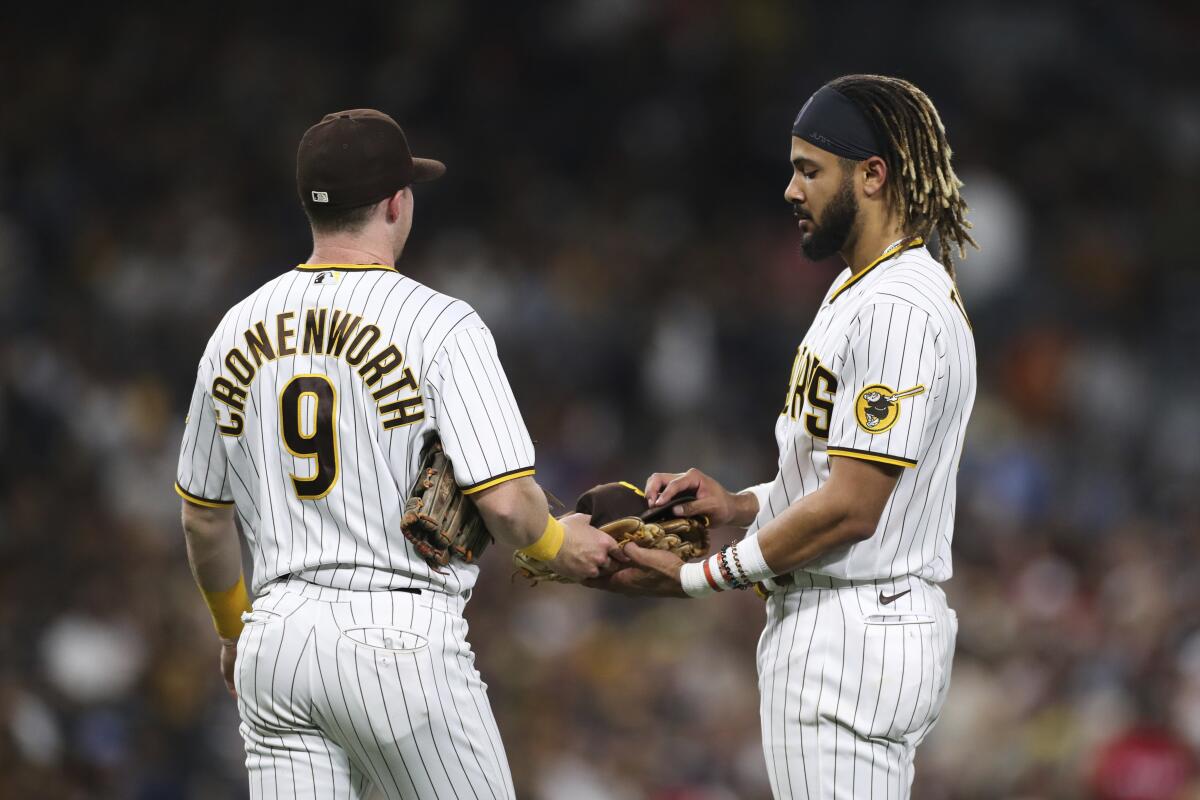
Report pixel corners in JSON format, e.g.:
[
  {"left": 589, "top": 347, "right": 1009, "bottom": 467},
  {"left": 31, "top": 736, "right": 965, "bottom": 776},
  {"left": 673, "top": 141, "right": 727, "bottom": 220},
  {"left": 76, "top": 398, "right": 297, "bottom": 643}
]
[{"left": 595, "top": 74, "right": 978, "bottom": 798}]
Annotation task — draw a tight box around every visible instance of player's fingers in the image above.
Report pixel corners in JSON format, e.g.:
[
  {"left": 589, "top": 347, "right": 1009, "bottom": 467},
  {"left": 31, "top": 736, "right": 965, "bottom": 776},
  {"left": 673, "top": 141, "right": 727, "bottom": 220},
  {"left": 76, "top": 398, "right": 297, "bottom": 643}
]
[
  {"left": 220, "top": 644, "right": 239, "bottom": 699},
  {"left": 609, "top": 541, "right": 632, "bottom": 562},
  {"left": 573, "top": 560, "right": 600, "bottom": 579},
  {"left": 621, "top": 542, "right": 653, "bottom": 567},
  {"left": 644, "top": 472, "right": 678, "bottom": 505},
  {"left": 655, "top": 470, "right": 702, "bottom": 507},
  {"left": 674, "top": 494, "right": 726, "bottom": 517},
  {"left": 582, "top": 550, "right": 605, "bottom": 575}
]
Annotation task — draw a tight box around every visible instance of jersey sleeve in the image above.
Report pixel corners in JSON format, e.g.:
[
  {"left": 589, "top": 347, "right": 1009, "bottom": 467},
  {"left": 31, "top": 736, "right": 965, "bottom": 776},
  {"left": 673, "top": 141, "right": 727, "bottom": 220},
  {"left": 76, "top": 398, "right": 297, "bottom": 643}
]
[
  {"left": 425, "top": 325, "right": 536, "bottom": 493},
  {"left": 175, "top": 369, "right": 234, "bottom": 507},
  {"left": 826, "top": 303, "right": 940, "bottom": 468}
]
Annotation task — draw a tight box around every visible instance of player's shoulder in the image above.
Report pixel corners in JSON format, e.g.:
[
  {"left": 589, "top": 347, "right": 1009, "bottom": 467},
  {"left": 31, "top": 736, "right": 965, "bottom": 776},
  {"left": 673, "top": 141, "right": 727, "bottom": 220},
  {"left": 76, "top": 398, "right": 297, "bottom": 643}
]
[
  {"left": 394, "top": 278, "right": 494, "bottom": 365},
  {"left": 401, "top": 277, "right": 484, "bottom": 332},
  {"left": 207, "top": 271, "right": 295, "bottom": 340},
  {"left": 865, "top": 248, "right": 959, "bottom": 323},
  {"left": 194, "top": 272, "right": 289, "bottom": 360}
]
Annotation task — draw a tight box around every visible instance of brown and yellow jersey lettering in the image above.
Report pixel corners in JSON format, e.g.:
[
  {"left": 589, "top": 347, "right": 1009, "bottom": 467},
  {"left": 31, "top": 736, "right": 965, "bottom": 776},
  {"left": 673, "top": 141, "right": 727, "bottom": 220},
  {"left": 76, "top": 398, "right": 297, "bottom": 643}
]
[{"left": 210, "top": 307, "right": 422, "bottom": 435}]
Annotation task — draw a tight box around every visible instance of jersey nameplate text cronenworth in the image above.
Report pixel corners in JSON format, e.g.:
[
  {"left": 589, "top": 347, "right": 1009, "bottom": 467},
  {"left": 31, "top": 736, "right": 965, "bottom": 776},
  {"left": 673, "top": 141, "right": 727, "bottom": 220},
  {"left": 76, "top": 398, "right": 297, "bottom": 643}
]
[{"left": 208, "top": 305, "right": 425, "bottom": 437}]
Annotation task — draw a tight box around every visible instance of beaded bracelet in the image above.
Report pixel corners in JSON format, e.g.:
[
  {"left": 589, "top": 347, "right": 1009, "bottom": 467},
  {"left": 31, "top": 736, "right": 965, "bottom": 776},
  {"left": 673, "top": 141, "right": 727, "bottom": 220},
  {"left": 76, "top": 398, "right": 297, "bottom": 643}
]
[
  {"left": 719, "top": 544, "right": 750, "bottom": 590},
  {"left": 730, "top": 544, "right": 748, "bottom": 587},
  {"left": 681, "top": 535, "right": 773, "bottom": 598},
  {"left": 716, "top": 546, "right": 736, "bottom": 588}
]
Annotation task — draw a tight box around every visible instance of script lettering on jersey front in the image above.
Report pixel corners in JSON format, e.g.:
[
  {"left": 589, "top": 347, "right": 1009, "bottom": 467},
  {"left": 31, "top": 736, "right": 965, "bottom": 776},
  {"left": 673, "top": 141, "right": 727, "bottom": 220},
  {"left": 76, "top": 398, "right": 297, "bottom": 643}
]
[
  {"left": 210, "top": 307, "right": 425, "bottom": 435},
  {"left": 781, "top": 344, "right": 838, "bottom": 439}
]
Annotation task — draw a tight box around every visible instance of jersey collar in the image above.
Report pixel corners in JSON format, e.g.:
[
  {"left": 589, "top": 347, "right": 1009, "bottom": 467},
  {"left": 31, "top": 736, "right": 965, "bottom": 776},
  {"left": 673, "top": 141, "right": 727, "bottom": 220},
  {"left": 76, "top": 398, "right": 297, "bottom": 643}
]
[
  {"left": 827, "top": 236, "right": 924, "bottom": 304},
  {"left": 294, "top": 263, "right": 399, "bottom": 273}
]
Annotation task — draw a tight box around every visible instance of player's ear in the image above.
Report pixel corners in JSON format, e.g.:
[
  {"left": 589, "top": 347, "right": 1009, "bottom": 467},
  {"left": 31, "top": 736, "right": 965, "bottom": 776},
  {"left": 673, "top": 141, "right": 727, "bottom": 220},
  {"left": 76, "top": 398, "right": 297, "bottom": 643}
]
[
  {"left": 385, "top": 188, "right": 410, "bottom": 224},
  {"left": 860, "top": 155, "right": 888, "bottom": 199}
]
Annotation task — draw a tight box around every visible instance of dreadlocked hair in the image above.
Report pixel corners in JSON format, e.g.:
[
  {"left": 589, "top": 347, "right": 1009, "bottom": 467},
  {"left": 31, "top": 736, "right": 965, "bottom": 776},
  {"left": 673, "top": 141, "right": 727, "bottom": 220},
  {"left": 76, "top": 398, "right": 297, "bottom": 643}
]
[{"left": 828, "top": 74, "right": 977, "bottom": 278}]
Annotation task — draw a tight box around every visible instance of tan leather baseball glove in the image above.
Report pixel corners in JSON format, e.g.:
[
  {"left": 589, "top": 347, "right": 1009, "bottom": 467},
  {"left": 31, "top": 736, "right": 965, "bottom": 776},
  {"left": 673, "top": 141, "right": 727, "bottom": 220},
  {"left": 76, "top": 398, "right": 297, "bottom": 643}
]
[
  {"left": 514, "top": 482, "right": 710, "bottom": 584},
  {"left": 400, "top": 437, "right": 491, "bottom": 570}
]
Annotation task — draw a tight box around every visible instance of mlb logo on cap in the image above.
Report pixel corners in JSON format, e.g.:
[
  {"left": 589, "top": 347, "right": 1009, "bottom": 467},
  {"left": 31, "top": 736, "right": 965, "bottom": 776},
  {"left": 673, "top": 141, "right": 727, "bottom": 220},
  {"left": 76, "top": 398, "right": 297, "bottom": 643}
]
[{"left": 296, "top": 108, "right": 445, "bottom": 211}]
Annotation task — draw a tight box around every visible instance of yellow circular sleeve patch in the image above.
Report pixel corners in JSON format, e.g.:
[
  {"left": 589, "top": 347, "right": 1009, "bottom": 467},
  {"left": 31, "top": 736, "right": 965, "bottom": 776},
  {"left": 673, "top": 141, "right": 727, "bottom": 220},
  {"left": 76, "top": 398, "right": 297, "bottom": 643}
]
[
  {"left": 855, "top": 384, "right": 900, "bottom": 434},
  {"left": 854, "top": 384, "right": 926, "bottom": 434}
]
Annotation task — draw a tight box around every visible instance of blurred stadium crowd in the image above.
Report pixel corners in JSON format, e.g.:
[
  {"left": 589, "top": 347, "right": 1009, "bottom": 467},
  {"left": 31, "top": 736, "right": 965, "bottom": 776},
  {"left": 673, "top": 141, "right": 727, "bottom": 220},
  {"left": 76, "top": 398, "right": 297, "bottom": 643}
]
[{"left": 2, "top": 2, "right": 1199, "bottom": 798}]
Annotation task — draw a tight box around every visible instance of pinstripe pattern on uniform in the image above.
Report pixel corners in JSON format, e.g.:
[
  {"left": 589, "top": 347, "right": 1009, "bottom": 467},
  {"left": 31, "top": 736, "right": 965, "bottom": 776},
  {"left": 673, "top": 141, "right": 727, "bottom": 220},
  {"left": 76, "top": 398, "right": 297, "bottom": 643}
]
[
  {"left": 176, "top": 267, "right": 535, "bottom": 596},
  {"left": 178, "top": 265, "right": 532, "bottom": 796},
  {"left": 746, "top": 246, "right": 975, "bottom": 584},
  {"left": 235, "top": 579, "right": 516, "bottom": 799},
  {"left": 423, "top": 326, "right": 534, "bottom": 489},
  {"left": 827, "top": 302, "right": 936, "bottom": 463},
  {"left": 747, "top": 245, "right": 972, "bottom": 798},
  {"left": 757, "top": 575, "right": 956, "bottom": 799}
]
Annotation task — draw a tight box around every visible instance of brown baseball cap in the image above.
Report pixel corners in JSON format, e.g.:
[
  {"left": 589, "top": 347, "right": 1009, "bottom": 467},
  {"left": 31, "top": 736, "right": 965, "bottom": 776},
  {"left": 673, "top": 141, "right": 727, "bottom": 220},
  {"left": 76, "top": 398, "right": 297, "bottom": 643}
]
[
  {"left": 296, "top": 109, "right": 445, "bottom": 210},
  {"left": 574, "top": 482, "right": 700, "bottom": 526}
]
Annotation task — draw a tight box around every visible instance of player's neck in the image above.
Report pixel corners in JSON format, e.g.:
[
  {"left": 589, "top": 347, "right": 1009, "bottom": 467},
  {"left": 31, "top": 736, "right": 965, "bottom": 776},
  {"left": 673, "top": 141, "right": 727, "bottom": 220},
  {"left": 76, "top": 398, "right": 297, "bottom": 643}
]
[
  {"left": 841, "top": 215, "right": 911, "bottom": 276},
  {"left": 307, "top": 238, "right": 395, "bottom": 268}
]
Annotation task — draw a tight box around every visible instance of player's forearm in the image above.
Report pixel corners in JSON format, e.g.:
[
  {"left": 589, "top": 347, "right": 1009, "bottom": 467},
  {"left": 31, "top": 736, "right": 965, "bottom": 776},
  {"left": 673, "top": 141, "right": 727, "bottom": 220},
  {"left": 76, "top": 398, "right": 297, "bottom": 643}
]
[
  {"left": 470, "top": 476, "right": 551, "bottom": 550},
  {"left": 181, "top": 500, "right": 251, "bottom": 639},
  {"left": 679, "top": 480, "right": 879, "bottom": 597},
  {"left": 756, "top": 457, "right": 900, "bottom": 576},
  {"left": 182, "top": 502, "right": 244, "bottom": 591},
  {"left": 755, "top": 488, "right": 875, "bottom": 576}
]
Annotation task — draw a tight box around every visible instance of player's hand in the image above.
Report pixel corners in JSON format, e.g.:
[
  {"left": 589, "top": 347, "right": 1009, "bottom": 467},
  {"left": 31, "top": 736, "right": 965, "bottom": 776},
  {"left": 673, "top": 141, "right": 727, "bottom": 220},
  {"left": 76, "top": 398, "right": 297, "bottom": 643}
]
[
  {"left": 220, "top": 637, "right": 238, "bottom": 700},
  {"left": 584, "top": 543, "right": 688, "bottom": 597},
  {"left": 645, "top": 468, "right": 752, "bottom": 528},
  {"left": 551, "top": 513, "right": 628, "bottom": 580}
]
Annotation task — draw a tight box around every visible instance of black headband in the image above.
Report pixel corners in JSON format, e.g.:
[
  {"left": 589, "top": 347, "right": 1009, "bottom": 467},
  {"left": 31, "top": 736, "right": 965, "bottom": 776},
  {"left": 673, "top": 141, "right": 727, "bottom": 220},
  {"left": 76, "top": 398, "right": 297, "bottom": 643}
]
[{"left": 791, "top": 85, "right": 885, "bottom": 161}]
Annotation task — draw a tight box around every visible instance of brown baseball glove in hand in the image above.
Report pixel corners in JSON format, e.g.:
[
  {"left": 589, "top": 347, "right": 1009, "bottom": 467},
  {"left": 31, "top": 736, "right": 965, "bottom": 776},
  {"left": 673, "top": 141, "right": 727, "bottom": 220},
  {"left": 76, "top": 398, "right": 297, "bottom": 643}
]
[
  {"left": 401, "top": 437, "right": 491, "bottom": 571},
  {"left": 514, "top": 482, "right": 710, "bottom": 584}
]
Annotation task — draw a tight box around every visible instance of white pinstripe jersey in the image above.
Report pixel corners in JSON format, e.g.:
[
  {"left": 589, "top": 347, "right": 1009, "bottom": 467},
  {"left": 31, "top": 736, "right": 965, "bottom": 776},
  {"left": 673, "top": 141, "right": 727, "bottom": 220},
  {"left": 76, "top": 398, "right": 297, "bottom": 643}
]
[
  {"left": 175, "top": 264, "right": 535, "bottom": 596},
  {"left": 748, "top": 239, "right": 976, "bottom": 582}
]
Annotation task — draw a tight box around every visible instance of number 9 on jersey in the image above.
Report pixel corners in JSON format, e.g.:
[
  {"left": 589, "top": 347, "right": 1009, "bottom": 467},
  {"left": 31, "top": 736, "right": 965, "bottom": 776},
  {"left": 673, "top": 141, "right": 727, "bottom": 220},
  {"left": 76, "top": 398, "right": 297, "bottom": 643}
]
[{"left": 280, "top": 374, "right": 340, "bottom": 500}]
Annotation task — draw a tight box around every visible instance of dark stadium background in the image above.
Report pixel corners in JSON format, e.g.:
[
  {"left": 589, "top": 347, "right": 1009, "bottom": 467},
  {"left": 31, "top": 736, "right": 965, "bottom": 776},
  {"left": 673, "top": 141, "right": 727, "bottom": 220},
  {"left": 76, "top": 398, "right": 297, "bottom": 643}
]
[{"left": 2, "top": 2, "right": 1199, "bottom": 798}]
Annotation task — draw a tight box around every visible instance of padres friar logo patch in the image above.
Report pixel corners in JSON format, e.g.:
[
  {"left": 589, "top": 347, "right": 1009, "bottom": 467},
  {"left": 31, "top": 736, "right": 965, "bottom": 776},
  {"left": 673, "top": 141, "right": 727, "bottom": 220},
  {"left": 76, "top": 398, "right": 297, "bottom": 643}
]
[{"left": 854, "top": 384, "right": 926, "bottom": 434}]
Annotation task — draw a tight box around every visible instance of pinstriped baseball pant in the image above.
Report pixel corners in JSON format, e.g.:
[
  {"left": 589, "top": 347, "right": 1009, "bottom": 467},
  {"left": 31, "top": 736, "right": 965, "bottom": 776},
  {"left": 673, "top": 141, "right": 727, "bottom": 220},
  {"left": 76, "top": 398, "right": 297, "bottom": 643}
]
[
  {"left": 757, "top": 573, "right": 957, "bottom": 800},
  {"left": 234, "top": 577, "right": 516, "bottom": 800}
]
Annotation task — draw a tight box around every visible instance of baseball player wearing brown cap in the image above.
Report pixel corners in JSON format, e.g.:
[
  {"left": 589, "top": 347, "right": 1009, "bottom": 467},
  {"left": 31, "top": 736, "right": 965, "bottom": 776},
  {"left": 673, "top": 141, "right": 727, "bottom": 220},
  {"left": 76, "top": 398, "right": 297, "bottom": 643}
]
[{"left": 175, "top": 109, "right": 619, "bottom": 799}]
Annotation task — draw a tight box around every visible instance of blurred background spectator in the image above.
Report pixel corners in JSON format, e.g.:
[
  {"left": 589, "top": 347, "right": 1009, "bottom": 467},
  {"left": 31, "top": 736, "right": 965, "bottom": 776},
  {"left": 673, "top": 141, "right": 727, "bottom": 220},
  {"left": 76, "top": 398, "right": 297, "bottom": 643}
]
[{"left": 1, "top": 1, "right": 1198, "bottom": 797}]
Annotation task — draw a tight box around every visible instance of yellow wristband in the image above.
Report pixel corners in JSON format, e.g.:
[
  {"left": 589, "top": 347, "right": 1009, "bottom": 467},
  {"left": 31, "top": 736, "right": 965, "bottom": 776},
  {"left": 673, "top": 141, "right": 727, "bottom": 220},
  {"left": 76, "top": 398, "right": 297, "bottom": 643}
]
[
  {"left": 517, "top": 514, "right": 565, "bottom": 561},
  {"left": 200, "top": 575, "right": 253, "bottom": 640}
]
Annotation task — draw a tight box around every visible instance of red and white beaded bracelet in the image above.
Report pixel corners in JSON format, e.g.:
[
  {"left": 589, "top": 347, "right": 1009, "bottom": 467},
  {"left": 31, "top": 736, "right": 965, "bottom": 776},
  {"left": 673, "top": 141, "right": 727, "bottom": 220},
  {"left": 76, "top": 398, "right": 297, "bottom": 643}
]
[{"left": 681, "top": 533, "right": 773, "bottom": 597}]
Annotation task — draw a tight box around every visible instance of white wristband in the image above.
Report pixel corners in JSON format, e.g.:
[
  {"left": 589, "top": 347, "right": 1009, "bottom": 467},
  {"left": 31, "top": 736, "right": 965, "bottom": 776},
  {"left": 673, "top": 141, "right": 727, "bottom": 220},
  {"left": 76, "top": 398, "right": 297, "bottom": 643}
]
[
  {"left": 680, "top": 562, "right": 715, "bottom": 598},
  {"left": 682, "top": 534, "right": 775, "bottom": 598},
  {"left": 732, "top": 533, "right": 773, "bottom": 584}
]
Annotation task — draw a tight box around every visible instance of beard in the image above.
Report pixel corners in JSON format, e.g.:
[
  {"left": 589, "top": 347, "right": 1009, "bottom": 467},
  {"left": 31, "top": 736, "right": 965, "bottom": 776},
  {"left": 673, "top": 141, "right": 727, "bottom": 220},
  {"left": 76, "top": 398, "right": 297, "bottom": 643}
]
[{"left": 800, "top": 174, "right": 858, "bottom": 261}]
